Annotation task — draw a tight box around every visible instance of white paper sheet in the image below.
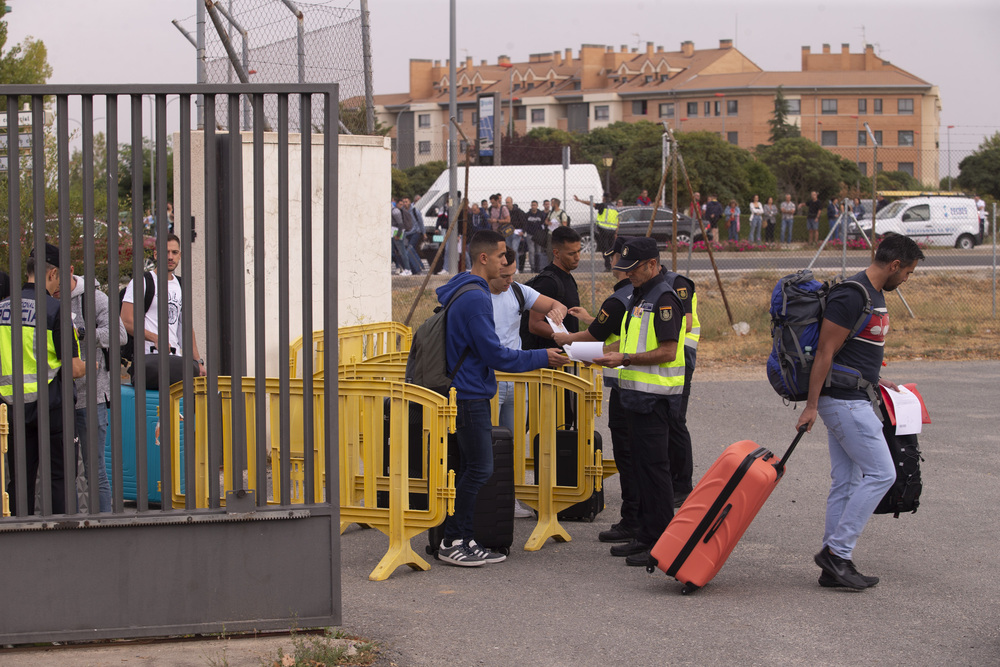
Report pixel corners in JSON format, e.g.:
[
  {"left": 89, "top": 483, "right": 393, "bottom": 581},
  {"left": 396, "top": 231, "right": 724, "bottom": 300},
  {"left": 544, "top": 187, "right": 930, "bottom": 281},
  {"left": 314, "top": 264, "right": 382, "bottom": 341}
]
[
  {"left": 886, "top": 385, "right": 923, "bottom": 435},
  {"left": 546, "top": 316, "right": 569, "bottom": 336},
  {"left": 563, "top": 341, "right": 605, "bottom": 363}
]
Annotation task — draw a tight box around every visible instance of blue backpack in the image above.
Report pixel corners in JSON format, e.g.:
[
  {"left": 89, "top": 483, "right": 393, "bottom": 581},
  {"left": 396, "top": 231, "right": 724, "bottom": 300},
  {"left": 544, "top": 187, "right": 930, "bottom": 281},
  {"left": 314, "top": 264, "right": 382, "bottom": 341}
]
[{"left": 767, "top": 270, "right": 874, "bottom": 405}]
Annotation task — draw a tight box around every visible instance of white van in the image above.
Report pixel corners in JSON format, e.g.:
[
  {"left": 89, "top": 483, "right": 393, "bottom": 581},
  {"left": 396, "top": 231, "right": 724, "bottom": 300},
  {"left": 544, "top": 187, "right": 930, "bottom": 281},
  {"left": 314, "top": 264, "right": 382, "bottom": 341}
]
[
  {"left": 415, "top": 163, "right": 604, "bottom": 228},
  {"left": 853, "top": 196, "right": 982, "bottom": 249}
]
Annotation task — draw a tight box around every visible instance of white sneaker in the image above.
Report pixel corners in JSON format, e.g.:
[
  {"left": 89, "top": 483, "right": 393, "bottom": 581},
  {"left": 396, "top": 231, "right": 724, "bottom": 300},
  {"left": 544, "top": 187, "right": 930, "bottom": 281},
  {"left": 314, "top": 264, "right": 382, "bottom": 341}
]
[
  {"left": 400, "top": 269, "right": 412, "bottom": 276},
  {"left": 437, "top": 539, "right": 485, "bottom": 567},
  {"left": 514, "top": 500, "right": 534, "bottom": 518},
  {"left": 436, "top": 270, "right": 449, "bottom": 276}
]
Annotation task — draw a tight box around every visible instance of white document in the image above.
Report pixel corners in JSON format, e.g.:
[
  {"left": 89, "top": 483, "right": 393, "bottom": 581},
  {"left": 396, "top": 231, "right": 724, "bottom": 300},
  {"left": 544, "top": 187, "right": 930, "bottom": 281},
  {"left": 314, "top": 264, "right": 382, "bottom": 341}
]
[
  {"left": 546, "top": 316, "right": 569, "bottom": 336},
  {"left": 887, "top": 386, "right": 923, "bottom": 435},
  {"left": 563, "top": 341, "right": 605, "bottom": 364}
]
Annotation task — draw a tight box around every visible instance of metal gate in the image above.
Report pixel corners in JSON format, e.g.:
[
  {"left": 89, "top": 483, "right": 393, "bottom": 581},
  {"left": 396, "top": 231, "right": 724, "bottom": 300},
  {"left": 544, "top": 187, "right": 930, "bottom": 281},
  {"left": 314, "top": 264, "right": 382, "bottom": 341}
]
[{"left": 0, "top": 84, "right": 340, "bottom": 642}]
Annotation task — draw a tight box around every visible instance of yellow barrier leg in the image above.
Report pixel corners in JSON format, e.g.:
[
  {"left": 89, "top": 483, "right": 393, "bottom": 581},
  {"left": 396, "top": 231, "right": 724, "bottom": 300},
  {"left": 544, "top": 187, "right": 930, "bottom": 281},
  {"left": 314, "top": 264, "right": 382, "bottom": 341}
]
[
  {"left": 523, "top": 387, "right": 571, "bottom": 551},
  {"left": 368, "top": 533, "right": 430, "bottom": 581}
]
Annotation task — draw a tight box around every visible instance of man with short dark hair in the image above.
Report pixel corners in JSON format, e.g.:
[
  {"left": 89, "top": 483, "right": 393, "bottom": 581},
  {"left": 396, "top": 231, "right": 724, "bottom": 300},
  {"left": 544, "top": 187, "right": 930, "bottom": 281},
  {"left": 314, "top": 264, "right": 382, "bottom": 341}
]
[
  {"left": 523, "top": 200, "right": 547, "bottom": 272},
  {"left": 1, "top": 243, "right": 87, "bottom": 515},
  {"left": 594, "top": 237, "right": 686, "bottom": 566},
  {"left": 802, "top": 191, "right": 822, "bottom": 246},
  {"left": 704, "top": 194, "right": 723, "bottom": 243},
  {"left": 797, "top": 233, "right": 925, "bottom": 589},
  {"left": 523, "top": 226, "right": 581, "bottom": 350},
  {"left": 436, "top": 230, "right": 566, "bottom": 566}
]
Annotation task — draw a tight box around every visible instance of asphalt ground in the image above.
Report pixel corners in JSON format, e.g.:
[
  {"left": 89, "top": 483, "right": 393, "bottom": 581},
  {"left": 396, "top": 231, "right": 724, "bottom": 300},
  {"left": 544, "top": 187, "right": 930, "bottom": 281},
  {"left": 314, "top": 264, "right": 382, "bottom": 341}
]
[{"left": 3, "top": 360, "right": 998, "bottom": 666}]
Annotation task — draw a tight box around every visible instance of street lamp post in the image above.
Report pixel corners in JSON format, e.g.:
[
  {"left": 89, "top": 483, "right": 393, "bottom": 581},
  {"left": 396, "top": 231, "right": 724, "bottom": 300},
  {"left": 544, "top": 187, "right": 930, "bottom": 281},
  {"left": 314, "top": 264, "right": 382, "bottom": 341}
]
[
  {"left": 500, "top": 62, "right": 514, "bottom": 138},
  {"left": 947, "top": 125, "right": 955, "bottom": 191},
  {"left": 602, "top": 152, "right": 613, "bottom": 196},
  {"left": 850, "top": 115, "right": 860, "bottom": 189}
]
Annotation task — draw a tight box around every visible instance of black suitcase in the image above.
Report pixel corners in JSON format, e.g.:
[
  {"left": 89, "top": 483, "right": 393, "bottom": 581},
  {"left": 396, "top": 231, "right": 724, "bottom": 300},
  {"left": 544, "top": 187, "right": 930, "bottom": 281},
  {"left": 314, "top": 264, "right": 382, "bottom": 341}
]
[
  {"left": 874, "top": 404, "right": 923, "bottom": 517},
  {"left": 532, "top": 430, "right": 605, "bottom": 522},
  {"left": 378, "top": 400, "right": 429, "bottom": 511},
  {"left": 426, "top": 426, "right": 516, "bottom": 556}
]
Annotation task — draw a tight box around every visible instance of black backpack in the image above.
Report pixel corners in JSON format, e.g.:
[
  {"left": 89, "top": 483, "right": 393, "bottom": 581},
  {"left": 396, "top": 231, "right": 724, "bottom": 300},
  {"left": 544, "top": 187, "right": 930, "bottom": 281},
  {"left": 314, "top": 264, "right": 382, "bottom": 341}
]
[
  {"left": 119, "top": 271, "right": 182, "bottom": 365},
  {"left": 874, "top": 402, "right": 923, "bottom": 518},
  {"left": 519, "top": 269, "right": 565, "bottom": 350},
  {"left": 405, "top": 283, "right": 485, "bottom": 396}
]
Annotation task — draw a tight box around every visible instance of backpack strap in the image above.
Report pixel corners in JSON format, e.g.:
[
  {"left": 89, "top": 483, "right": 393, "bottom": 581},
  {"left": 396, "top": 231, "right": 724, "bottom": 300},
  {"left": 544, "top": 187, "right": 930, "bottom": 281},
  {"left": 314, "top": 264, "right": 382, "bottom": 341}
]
[
  {"left": 443, "top": 282, "right": 487, "bottom": 382},
  {"left": 143, "top": 271, "right": 155, "bottom": 315},
  {"left": 511, "top": 282, "right": 526, "bottom": 316},
  {"left": 533, "top": 269, "right": 565, "bottom": 304},
  {"left": 826, "top": 279, "right": 881, "bottom": 416}
]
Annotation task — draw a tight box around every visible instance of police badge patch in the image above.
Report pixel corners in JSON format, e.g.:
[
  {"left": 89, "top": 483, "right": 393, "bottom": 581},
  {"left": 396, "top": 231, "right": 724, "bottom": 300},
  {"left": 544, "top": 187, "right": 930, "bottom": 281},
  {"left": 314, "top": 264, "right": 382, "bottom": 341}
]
[
  {"left": 659, "top": 306, "right": 673, "bottom": 321},
  {"left": 676, "top": 287, "right": 688, "bottom": 300},
  {"left": 597, "top": 309, "right": 609, "bottom": 324}
]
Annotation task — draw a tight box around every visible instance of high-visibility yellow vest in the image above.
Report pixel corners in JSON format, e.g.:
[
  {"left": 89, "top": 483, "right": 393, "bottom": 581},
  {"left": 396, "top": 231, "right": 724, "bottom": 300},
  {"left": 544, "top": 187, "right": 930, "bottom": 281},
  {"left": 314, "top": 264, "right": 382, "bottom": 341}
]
[
  {"left": 602, "top": 283, "right": 633, "bottom": 386},
  {"left": 0, "top": 295, "right": 64, "bottom": 404},
  {"left": 596, "top": 207, "right": 619, "bottom": 231},
  {"left": 618, "top": 281, "right": 686, "bottom": 395},
  {"left": 662, "top": 271, "right": 701, "bottom": 350}
]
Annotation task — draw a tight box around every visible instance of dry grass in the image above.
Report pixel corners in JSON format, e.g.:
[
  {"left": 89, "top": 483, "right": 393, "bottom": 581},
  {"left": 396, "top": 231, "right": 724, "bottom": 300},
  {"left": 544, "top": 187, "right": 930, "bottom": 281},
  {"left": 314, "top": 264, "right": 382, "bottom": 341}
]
[{"left": 391, "top": 271, "right": 1000, "bottom": 370}]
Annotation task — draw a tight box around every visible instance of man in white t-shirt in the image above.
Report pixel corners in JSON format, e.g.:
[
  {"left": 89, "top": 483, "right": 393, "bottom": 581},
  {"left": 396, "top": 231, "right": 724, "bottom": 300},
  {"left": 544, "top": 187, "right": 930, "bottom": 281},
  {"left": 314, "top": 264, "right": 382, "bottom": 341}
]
[
  {"left": 121, "top": 234, "right": 206, "bottom": 382},
  {"left": 975, "top": 195, "right": 987, "bottom": 239},
  {"left": 489, "top": 248, "right": 567, "bottom": 517}
]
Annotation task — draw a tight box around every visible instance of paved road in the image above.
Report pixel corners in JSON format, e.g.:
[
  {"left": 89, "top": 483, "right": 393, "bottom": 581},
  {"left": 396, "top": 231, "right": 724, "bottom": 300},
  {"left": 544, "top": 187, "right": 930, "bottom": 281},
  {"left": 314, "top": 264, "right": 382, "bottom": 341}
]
[
  {"left": 660, "top": 249, "right": 998, "bottom": 274},
  {"left": 4, "top": 360, "right": 998, "bottom": 666}
]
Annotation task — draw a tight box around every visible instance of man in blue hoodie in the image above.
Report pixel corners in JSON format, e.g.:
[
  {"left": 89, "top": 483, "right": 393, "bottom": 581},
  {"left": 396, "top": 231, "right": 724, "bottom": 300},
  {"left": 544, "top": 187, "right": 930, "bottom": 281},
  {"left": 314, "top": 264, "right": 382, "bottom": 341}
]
[{"left": 436, "top": 230, "right": 567, "bottom": 567}]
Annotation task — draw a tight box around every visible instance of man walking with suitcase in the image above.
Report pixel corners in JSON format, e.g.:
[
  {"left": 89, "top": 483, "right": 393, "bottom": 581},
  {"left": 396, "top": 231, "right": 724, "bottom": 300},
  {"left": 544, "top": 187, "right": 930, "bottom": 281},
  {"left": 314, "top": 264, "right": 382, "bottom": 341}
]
[
  {"left": 796, "top": 234, "right": 924, "bottom": 589},
  {"left": 594, "top": 237, "right": 686, "bottom": 566}
]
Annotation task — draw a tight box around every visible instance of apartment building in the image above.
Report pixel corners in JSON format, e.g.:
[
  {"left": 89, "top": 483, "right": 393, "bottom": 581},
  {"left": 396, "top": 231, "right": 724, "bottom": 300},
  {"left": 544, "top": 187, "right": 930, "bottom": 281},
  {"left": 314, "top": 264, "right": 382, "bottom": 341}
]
[{"left": 375, "top": 40, "right": 940, "bottom": 184}]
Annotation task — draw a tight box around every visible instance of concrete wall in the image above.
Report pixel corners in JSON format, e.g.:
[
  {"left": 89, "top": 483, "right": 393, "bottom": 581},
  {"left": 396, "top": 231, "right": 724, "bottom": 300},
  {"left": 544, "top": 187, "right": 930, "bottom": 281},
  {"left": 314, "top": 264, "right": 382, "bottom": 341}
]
[{"left": 179, "top": 132, "right": 392, "bottom": 377}]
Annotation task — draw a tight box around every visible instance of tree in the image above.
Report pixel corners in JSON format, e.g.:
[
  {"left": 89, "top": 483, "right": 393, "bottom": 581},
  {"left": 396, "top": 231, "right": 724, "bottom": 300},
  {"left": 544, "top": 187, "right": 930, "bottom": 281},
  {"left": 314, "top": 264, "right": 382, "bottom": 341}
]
[
  {"left": 875, "top": 169, "right": 922, "bottom": 192},
  {"left": 674, "top": 131, "right": 756, "bottom": 207},
  {"left": 503, "top": 127, "right": 580, "bottom": 166},
  {"left": 957, "top": 132, "right": 1000, "bottom": 199},
  {"left": 578, "top": 121, "right": 663, "bottom": 202},
  {"left": 757, "top": 137, "right": 849, "bottom": 203},
  {"left": 391, "top": 168, "right": 410, "bottom": 201},
  {"left": 0, "top": 21, "right": 53, "bottom": 111},
  {"left": 768, "top": 86, "right": 800, "bottom": 144},
  {"left": 339, "top": 103, "right": 390, "bottom": 136},
  {"left": 401, "top": 160, "right": 446, "bottom": 199}
]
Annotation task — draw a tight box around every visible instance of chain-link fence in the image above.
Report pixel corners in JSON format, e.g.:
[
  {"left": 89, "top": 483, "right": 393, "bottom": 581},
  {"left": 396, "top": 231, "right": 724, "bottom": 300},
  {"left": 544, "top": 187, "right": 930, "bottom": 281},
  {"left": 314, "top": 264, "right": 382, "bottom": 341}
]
[
  {"left": 176, "top": 1, "right": 367, "bottom": 132},
  {"left": 390, "top": 143, "right": 998, "bottom": 360}
]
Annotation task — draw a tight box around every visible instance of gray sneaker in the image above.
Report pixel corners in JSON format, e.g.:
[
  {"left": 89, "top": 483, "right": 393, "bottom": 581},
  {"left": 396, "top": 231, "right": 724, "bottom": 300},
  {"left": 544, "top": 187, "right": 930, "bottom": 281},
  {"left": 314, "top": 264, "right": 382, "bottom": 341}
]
[
  {"left": 437, "top": 539, "right": 485, "bottom": 567},
  {"left": 466, "top": 539, "right": 506, "bottom": 563}
]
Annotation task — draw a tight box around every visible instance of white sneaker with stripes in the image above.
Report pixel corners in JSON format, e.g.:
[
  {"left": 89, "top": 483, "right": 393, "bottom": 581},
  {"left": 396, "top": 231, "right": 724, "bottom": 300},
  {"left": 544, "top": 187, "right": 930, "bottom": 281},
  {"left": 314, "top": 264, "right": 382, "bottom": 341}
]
[{"left": 437, "top": 539, "right": 485, "bottom": 567}]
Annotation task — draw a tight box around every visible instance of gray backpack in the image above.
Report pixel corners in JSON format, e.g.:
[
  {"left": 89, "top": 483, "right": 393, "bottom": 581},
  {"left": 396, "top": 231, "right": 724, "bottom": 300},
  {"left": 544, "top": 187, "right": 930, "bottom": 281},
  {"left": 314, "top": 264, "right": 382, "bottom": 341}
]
[{"left": 405, "top": 283, "right": 485, "bottom": 395}]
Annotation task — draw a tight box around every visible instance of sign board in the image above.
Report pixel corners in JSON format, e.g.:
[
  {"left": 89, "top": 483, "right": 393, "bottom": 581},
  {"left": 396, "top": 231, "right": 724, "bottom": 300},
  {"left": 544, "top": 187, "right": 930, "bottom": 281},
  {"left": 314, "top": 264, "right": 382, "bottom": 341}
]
[
  {"left": 0, "top": 111, "right": 34, "bottom": 127},
  {"left": 0, "top": 134, "right": 32, "bottom": 149},
  {"left": 477, "top": 93, "right": 498, "bottom": 164}
]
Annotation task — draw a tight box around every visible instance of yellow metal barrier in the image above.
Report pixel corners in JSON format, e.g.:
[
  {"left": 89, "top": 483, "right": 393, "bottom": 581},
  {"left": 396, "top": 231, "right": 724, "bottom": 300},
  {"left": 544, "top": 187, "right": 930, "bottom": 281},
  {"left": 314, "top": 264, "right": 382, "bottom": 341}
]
[
  {"left": 289, "top": 321, "right": 412, "bottom": 378},
  {"left": 167, "top": 375, "right": 457, "bottom": 582},
  {"left": 1, "top": 404, "right": 8, "bottom": 517}
]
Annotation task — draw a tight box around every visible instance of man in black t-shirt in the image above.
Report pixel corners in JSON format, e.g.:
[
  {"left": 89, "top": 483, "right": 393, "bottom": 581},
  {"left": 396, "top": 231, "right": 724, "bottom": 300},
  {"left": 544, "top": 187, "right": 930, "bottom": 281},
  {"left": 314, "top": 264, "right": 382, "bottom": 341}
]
[
  {"left": 522, "top": 225, "right": 581, "bottom": 348},
  {"left": 796, "top": 234, "right": 924, "bottom": 590},
  {"left": 554, "top": 237, "right": 638, "bottom": 543},
  {"left": 523, "top": 201, "right": 547, "bottom": 273},
  {"left": 802, "top": 191, "right": 823, "bottom": 246}
]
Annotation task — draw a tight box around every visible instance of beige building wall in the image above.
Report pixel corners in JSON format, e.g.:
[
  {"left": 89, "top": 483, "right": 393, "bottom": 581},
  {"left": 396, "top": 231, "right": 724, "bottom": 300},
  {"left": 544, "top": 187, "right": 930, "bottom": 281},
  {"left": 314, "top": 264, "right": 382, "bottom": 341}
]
[{"left": 178, "top": 132, "right": 392, "bottom": 377}]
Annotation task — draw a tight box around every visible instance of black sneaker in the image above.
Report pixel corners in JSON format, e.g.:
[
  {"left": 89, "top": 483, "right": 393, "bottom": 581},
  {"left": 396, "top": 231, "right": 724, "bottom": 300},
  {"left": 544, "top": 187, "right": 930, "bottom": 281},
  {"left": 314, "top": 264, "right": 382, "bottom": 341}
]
[
  {"left": 598, "top": 523, "right": 633, "bottom": 543},
  {"left": 610, "top": 539, "right": 651, "bottom": 557},
  {"left": 625, "top": 550, "right": 652, "bottom": 567},
  {"left": 819, "top": 570, "right": 879, "bottom": 588},
  {"left": 437, "top": 539, "right": 485, "bottom": 567},
  {"left": 465, "top": 539, "right": 506, "bottom": 564},
  {"left": 813, "top": 546, "right": 873, "bottom": 589}
]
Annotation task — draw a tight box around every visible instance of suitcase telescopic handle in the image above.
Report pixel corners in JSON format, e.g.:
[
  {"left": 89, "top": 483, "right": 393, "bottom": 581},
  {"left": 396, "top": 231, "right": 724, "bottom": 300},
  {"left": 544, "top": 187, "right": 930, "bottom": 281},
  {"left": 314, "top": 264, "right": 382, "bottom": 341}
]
[{"left": 774, "top": 425, "right": 809, "bottom": 476}]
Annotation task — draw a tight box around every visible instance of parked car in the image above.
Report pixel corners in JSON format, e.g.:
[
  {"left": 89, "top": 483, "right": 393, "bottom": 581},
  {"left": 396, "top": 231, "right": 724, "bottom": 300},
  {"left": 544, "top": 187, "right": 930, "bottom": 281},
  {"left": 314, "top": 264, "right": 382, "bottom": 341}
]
[
  {"left": 849, "top": 196, "right": 981, "bottom": 249},
  {"left": 572, "top": 206, "right": 703, "bottom": 253}
]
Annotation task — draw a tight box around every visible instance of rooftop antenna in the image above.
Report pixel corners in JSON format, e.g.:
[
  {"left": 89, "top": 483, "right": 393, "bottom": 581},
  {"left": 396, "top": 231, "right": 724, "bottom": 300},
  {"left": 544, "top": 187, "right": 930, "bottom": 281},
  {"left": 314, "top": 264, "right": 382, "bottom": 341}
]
[{"left": 632, "top": 33, "right": 641, "bottom": 50}]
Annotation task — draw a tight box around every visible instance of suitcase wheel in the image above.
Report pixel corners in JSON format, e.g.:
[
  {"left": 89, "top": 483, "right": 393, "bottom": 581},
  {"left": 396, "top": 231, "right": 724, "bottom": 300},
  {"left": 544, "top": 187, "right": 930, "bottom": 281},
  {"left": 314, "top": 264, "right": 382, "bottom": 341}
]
[
  {"left": 680, "top": 582, "right": 700, "bottom": 596},
  {"left": 645, "top": 556, "right": 658, "bottom": 574}
]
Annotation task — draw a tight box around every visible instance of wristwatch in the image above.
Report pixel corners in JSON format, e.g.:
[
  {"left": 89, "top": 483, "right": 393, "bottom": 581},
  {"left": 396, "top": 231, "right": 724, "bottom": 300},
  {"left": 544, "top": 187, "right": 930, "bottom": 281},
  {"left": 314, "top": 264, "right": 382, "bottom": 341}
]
[{"left": 622, "top": 353, "right": 632, "bottom": 367}]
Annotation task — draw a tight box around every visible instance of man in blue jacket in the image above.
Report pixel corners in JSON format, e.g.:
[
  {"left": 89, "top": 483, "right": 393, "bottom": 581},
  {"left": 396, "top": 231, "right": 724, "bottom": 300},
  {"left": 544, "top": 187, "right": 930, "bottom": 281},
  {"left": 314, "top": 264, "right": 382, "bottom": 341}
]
[{"left": 436, "top": 230, "right": 567, "bottom": 567}]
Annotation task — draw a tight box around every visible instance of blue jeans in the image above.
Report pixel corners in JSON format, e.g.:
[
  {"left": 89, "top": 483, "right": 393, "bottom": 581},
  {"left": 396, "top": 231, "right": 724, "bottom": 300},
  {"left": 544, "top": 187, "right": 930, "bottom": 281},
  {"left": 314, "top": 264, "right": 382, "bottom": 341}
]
[
  {"left": 496, "top": 381, "right": 515, "bottom": 434},
  {"left": 76, "top": 404, "right": 112, "bottom": 513},
  {"left": 781, "top": 218, "right": 794, "bottom": 243},
  {"left": 728, "top": 221, "right": 739, "bottom": 241},
  {"left": 749, "top": 215, "right": 762, "bottom": 242},
  {"left": 817, "top": 396, "right": 896, "bottom": 560},
  {"left": 443, "top": 399, "right": 494, "bottom": 543}
]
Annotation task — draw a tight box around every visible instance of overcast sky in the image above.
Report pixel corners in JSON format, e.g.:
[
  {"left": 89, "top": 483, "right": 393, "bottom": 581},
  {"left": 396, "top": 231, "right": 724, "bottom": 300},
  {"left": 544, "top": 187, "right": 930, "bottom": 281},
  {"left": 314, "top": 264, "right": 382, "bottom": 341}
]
[{"left": 5, "top": 0, "right": 998, "bottom": 172}]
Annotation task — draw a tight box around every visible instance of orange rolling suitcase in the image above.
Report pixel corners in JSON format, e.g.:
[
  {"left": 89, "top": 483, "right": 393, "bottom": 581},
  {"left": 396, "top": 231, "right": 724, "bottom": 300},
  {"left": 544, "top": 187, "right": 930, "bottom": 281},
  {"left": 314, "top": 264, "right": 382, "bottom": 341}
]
[{"left": 646, "top": 427, "right": 806, "bottom": 594}]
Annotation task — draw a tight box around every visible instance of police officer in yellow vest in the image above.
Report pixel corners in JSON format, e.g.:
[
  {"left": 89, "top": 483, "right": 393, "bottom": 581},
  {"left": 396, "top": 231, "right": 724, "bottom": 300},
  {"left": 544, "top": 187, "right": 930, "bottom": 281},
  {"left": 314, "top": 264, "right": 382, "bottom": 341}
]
[
  {"left": 595, "top": 237, "right": 686, "bottom": 566},
  {"left": 553, "top": 236, "right": 639, "bottom": 544},
  {"left": 1, "top": 243, "right": 85, "bottom": 516},
  {"left": 659, "top": 266, "right": 699, "bottom": 506},
  {"left": 574, "top": 193, "right": 619, "bottom": 271}
]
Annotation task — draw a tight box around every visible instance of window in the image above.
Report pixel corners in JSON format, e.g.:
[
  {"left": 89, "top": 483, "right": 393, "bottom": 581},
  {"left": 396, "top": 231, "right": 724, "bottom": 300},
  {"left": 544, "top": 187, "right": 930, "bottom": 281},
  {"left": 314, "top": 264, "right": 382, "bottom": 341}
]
[
  {"left": 898, "top": 130, "right": 914, "bottom": 147},
  {"left": 644, "top": 75, "right": 653, "bottom": 83},
  {"left": 595, "top": 105, "right": 610, "bottom": 121},
  {"left": 727, "top": 99, "right": 738, "bottom": 116},
  {"left": 456, "top": 108, "right": 464, "bottom": 123},
  {"left": 531, "top": 108, "right": 545, "bottom": 123},
  {"left": 704, "top": 101, "right": 711, "bottom": 116},
  {"left": 858, "top": 98, "right": 867, "bottom": 114},
  {"left": 513, "top": 83, "right": 521, "bottom": 92},
  {"left": 858, "top": 131, "right": 867, "bottom": 146},
  {"left": 660, "top": 74, "right": 669, "bottom": 82},
  {"left": 857, "top": 161, "right": 867, "bottom": 176},
  {"left": 821, "top": 99, "right": 838, "bottom": 115},
  {"left": 714, "top": 101, "right": 722, "bottom": 116},
  {"left": 659, "top": 102, "right": 674, "bottom": 118},
  {"left": 526, "top": 82, "right": 534, "bottom": 90},
  {"left": 821, "top": 130, "right": 838, "bottom": 146},
  {"left": 897, "top": 162, "right": 915, "bottom": 177},
  {"left": 514, "top": 107, "right": 526, "bottom": 121},
  {"left": 475, "top": 85, "right": 482, "bottom": 92},
  {"left": 901, "top": 203, "right": 928, "bottom": 221},
  {"left": 471, "top": 111, "right": 478, "bottom": 124},
  {"left": 687, "top": 102, "right": 698, "bottom": 116},
  {"left": 787, "top": 99, "right": 801, "bottom": 115},
  {"left": 873, "top": 98, "right": 883, "bottom": 114},
  {"left": 418, "top": 113, "right": 431, "bottom": 128},
  {"left": 727, "top": 131, "right": 738, "bottom": 145},
  {"left": 418, "top": 141, "right": 431, "bottom": 154},
  {"left": 874, "top": 130, "right": 883, "bottom": 145},
  {"left": 572, "top": 81, "right": 581, "bottom": 91},
  {"left": 632, "top": 100, "right": 648, "bottom": 115},
  {"left": 459, "top": 140, "right": 469, "bottom": 153},
  {"left": 898, "top": 98, "right": 914, "bottom": 115},
  {"left": 876, "top": 161, "right": 883, "bottom": 173}
]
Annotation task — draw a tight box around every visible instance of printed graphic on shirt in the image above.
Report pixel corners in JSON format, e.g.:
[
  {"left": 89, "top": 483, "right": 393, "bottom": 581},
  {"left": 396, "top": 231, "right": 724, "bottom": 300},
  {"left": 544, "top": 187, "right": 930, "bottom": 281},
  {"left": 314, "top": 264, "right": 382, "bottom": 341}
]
[
  {"left": 857, "top": 307, "right": 889, "bottom": 346},
  {"left": 659, "top": 305, "right": 673, "bottom": 321},
  {"left": 675, "top": 287, "right": 688, "bottom": 300}
]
